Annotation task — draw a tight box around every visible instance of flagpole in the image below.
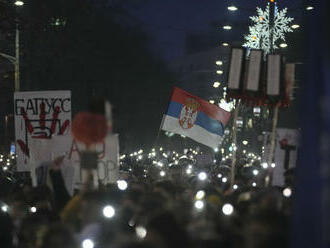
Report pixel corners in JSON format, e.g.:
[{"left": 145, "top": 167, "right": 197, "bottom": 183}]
[{"left": 230, "top": 100, "right": 240, "bottom": 187}]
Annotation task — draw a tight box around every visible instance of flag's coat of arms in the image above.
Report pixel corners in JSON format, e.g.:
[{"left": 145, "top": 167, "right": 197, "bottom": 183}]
[
  {"left": 179, "top": 98, "right": 200, "bottom": 129},
  {"left": 161, "top": 87, "right": 231, "bottom": 148}
]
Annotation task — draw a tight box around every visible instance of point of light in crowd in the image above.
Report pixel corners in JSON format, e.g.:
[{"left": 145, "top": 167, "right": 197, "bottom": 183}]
[
  {"left": 262, "top": 162, "right": 268, "bottom": 169},
  {"left": 3, "top": 166, "right": 8, "bottom": 171},
  {"left": 280, "top": 43, "right": 288, "bottom": 48},
  {"left": 217, "top": 173, "right": 222, "bottom": 178},
  {"left": 1, "top": 205, "right": 8, "bottom": 212},
  {"left": 271, "top": 163, "right": 276, "bottom": 168},
  {"left": 14, "top": 0, "right": 24, "bottom": 6},
  {"left": 222, "top": 177, "right": 228, "bottom": 183},
  {"left": 194, "top": 200, "right": 204, "bottom": 210},
  {"left": 30, "top": 206, "right": 37, "bottom": 213},
  {"left": 198, "top": 172, "right": 207, "bottom": 181},
  {"left": 213, "top": 82, "right": 221, "bottom": 88},
  {"left": 223, "top": 25, "right": 232, "bottom": 30},
  {"left": 138, "top": 149, "right": 143, "bottom": 154},
  {"left": 242, "top": 140, "right": 248, "bottom": 145},
  {"left": 186, "top": 168, "right": 192, "bottom": 175},
  {"left": 160, "top": 171, "right": 166, "bottom": 177},
  {"left": 136, "top": 226, "right": 147, "bottom": 239},
  {"left": 253, "top": 169, "right": 259, "bottom": 176},
  {"left": 306, "top": 6, "right": 314, "bottom": 11},
  {"left": 228, "top": 5, "right": 238, "bottom": 11},
  {"left": 216, "top": 70, "right": 224, "bottom": 75},
  {"left": 214, "top": 147, "right": 219, "bottom": 152},
  {"left": 233, "top": 184, "right": 238, "bottom": 190},
  {"left": 159, "top": 147, "right": 163, "bottom": 151},
  {"left": 137, "top": 155, "right": 143, "bottom": 160},
  {"left": 82, "top": 239, "right": 94, "bottom": 248},
  {"left": 103, "top": 205, "right": 115, "bottom": 218},
  {"left": 196, "top": 190, "right": 205, "bottom": 200},
  {"left": 209, "top": 100, "right": 215, "bottom": 104},
  {"left": 283, "top": 187, "right": 292, "bottom": 198},
  {"left": 117, "top": 180, "right": 128, "bottom": 190},
  {"left": 291, "top": 24, "right": 300, "bottom": 29},
  {"left": 222, "top": 42, "right": 229, "bottom": 47},
  {"left": 128, "top": 219, "right": 135, "bottom": 227},
  {"left": 215, "top": 60, "right": 223, "bottom": 66},
  {"left": 252, "top": 182, "right": 257, "bottom": 187},
  {"left": 174, "top": 160, "right": 179, "bottom": 165},
  {"left": 222, "top": 203, "right": 234, "bottom": 216},
  {"left": 243, "top": 150, "right": 246, "bottom": 154}
]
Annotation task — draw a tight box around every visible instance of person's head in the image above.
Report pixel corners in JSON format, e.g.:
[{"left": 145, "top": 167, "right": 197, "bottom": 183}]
[
  {"left": 0, "top": 212, "right": 14, "bottom": 248},
  {"left": 41, "top": 223, "right": 77, "bottom": 248}
]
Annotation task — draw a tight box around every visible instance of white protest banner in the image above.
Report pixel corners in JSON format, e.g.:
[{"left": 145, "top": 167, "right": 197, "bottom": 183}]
[
  {"left": 14, "top": 91, "right": 71, "bottom": 171},
  {"left": 272, "top": 128, "right": 300, "bottom": 186},
  {"left": 68, "top": 133, "right": 120, "bottom": 189}
]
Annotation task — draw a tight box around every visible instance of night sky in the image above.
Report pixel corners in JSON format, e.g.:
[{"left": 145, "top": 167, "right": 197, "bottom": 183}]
[{"left": 123, "top": 0, "right": 303, "bottom": 61}]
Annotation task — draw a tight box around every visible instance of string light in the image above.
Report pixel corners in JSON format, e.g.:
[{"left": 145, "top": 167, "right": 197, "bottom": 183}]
[
  {"left": 136, "top": 226, "right": 147, "bottom": 239},
  {"left": 195, "top": 190, "right": 205, "bottom": 200},
  {"left": 194, "top": 200, "right": 204, "bottom": 210},
  {"left": 198, "top": 172, "right": 207, "bottom": 181},
  {"left": 117, "top": 180, "right": 128, "bottom": 190},
  {"left": 283, "top": 187, "right": 292, "bottom": 198}
]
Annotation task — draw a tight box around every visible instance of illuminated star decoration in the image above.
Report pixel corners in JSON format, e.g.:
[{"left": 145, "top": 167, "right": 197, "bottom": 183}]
[{"left": 243, "top": 4, "right": 294, "bottom": 55}]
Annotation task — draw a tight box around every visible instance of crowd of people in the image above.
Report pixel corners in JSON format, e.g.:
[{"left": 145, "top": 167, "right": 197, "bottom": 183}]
[{"left": 0, "top": 147, "right": 293, "bottom": 248}]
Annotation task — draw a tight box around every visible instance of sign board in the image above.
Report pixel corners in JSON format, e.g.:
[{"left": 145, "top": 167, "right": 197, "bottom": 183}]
[{"left": 14, "top": 91, "right": 71, "bottom": 171}]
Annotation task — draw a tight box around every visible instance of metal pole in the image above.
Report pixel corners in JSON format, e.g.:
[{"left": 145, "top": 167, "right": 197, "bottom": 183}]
[
  {"left": 14, "top": 25, "right": 20, "bottom": 92},
  {"left": 230, "top": 101, "right": 240, "bottom": 187},
  {"left": 266, "top": 1, "right": 278, "bottom": 186}
]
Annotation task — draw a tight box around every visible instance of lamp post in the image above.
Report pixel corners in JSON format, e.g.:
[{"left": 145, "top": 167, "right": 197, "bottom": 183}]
[{"left": 0, "top": 0, "right": 23, "bottom": 92}]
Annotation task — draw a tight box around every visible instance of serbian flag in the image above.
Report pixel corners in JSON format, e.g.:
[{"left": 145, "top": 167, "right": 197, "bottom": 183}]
[{"left": 161, "top": 87, "right": 231, "bottom": 148}]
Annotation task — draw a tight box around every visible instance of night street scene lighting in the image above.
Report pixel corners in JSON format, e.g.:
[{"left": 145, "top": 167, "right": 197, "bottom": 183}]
[{"left": 0, "top": 0, "right": 326, "bottom": 247}]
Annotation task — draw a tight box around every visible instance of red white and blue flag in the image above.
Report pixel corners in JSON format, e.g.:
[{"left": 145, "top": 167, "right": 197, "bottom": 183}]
[{"left": 161, "top": 87, "right": 231, "bottom": 148}]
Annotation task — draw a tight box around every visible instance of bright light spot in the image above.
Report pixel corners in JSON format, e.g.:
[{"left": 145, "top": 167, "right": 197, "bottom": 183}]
[
  {"left": 271, "top": 163, "right": 276, "bottom": 168},
  {"left": 215, "top": 60, "right": 223, "bottom": 66},
  {"left": 222, "top": 177, "right": 228, "bottom": 183},
  {"left": 216, "top": 70, "right": 224, "bottom": 75},
  {"left": 136, "top": 226, "right": 147, "bottom": 239},
  {"left": 198, "top": 172, "right": 207, "bottom": 181},
  {"left": 233, "top": 184, "right": 238, "bottom": 190},
  {"left": 160, "top": 171, "right": 166, "bottom": 177},
  {"left": 217, "top": 173, "right": 222, "bottom": 178},
  {"left": 262, "top": 162, "right": 268, "bottom": 169},
  {"left": 194, "top": 200, "right": 204, "bottom": 210},
  {"left": 222, "top": 203, "right": 234, "bottom": 216},
  {"left": 223, "top": 25, "right": 232, "bottom": 30},
  {"left": 103, "top": 205, "right": 115, "bottom": 218},
  {"left": 209, "top": 100, "right": 215, "bottom": 104},
  {"left": 280, "top": 43, "right": 288, "bottom": 48},
  {"left": 253, "top": 169, "right": 259, "bottom": 176},
  {"left": 252, "top": 182, "right": 257, "bottom": 187},
  {"left": 1, "top": 205, "right": 8, "bottom": 212},
  {"left": 219, "top": 99, "right": 235, "bottom": 112},
  {"left": 14, "top": 0, "right": 24, "bottom": 6},
  {"left": 137, "top": 155, "right": 143, "bottom": 160},
  {"left": 306, "top": 6, "right": 314, "bottom": 11},
  {"left": 283, "top": 187, "right": 292, "bottom": 198},
  {"left": 3, "top": 166, "right": 8, "bottom": 171},
  {"left": 213, "top": 82, "right": 221, "bottom": 88},
  {"left": 228, "top": 5, "right": 238, "bottom": 11},
  {"left": 138, "top": 149, "right": 143, "bottom": 154},
  {"left": 30, "top": 206, "right": 37, "bottom": 213},
  {"left": 82, "top": 239, "right": 94, "bottom": 248},
  {"left": 242, "top": 140, "right": 248, "bottom": 145},
  {"left": 117, "top": 180, "right": 128, "bottom": 191},
  {"left": 214, "top": 147, "right": 219, "bottom": 152},
  {"left": 291, "top": 24, "right": 300, "bottom": 29},
  {"left": 222, "top": 42, "right": 229, "bottom": 47},
  {"left": 196, "top": 190, "right": 205, "bottom": 200},
  {"left": 159, "top": 147, "right": 163, "bottom": 151},
  {"left": 186, "top": 168, "right": 192, "bottom": 175}
]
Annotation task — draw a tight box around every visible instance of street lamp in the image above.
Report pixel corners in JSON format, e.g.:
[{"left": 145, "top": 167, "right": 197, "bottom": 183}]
[
  {"left": 14, "top": 0, "right": 24, "bottom": 6},
  {"left": 228, "top": 6, "right": 238, "bottom": 11},
  {"left": 223, "top": 25, "right": 232, "bottom": 30},
  {"left": 0, "top": 1, "right": 23, "bottom": 92}
]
